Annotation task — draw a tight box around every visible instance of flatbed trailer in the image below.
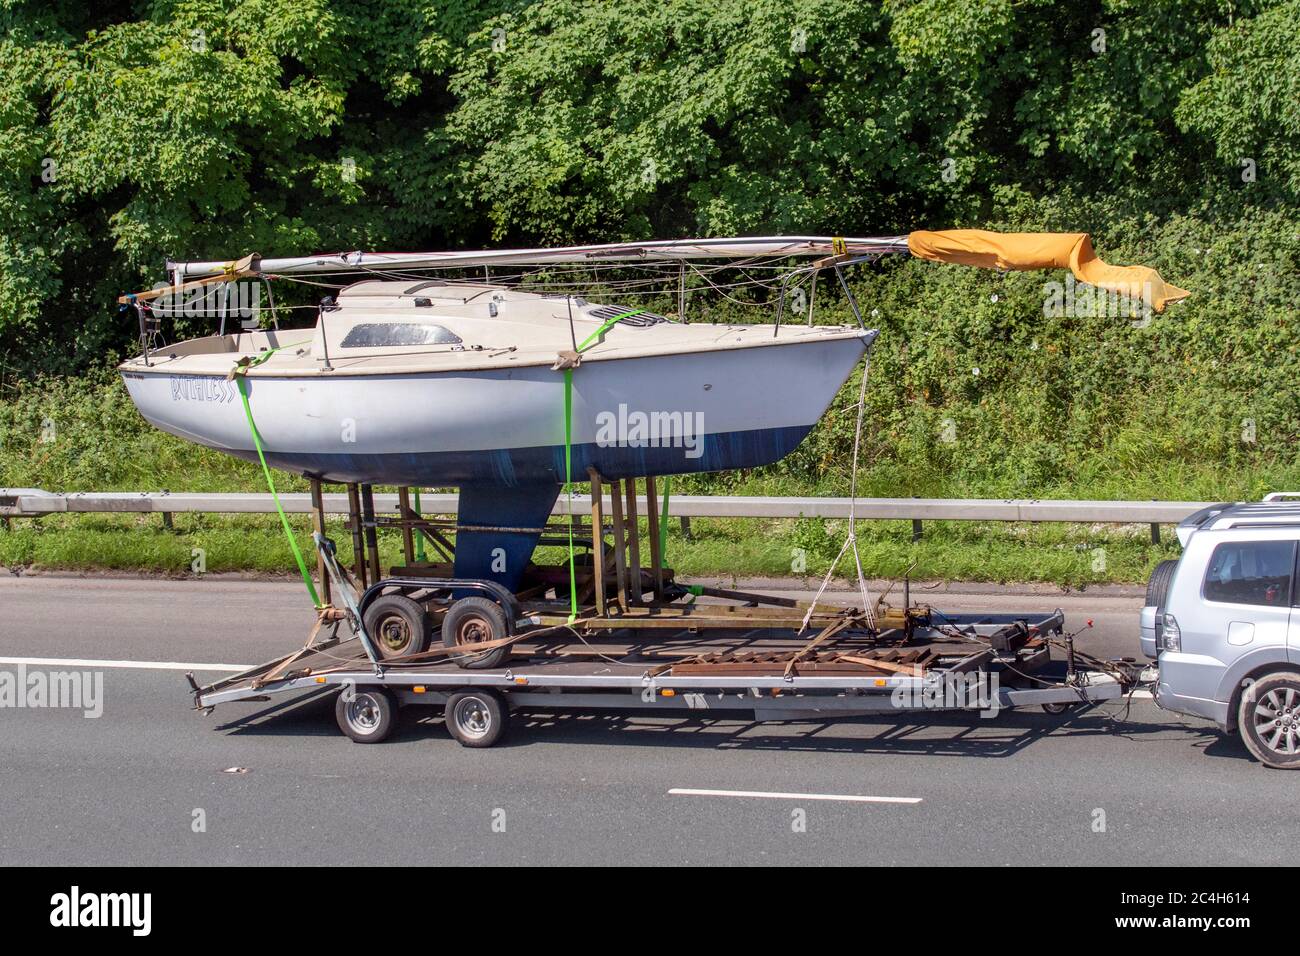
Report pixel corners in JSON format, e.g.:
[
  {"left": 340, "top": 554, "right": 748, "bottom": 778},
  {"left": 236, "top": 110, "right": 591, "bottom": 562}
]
[
  {"left": 191, "top": 582, "right": 1138, "bottom": 748},
  {"left": 188, "top": 478, "right": 1142, "bottom": 747}
]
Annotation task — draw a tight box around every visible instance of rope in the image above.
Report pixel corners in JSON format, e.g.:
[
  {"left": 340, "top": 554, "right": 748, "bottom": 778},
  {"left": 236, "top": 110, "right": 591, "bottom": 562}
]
[
  {"left": 229, "top": 348, "right": 324, "bottom": 608},
  {"left": 799, "top": 349, "right": 876, "bottom": 632}
]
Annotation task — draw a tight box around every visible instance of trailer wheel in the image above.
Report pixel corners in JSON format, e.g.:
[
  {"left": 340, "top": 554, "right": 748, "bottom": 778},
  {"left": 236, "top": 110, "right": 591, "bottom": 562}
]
[
  {"left": 363, "top": 594, "right": 431, "bottom": 661},
  {"left": 1041, "top": 701, "right": 1077, "bottom": 715},
  {"left": 1237, "top": 672, "right": 1300, "bottom": 769},
  {"left": 335, "top": 686, "right": 397, "bottom": 743},
  {"left": 442, "top": 597, "right": 511, "bottom": 669},
  {"left": 445, "top": 689, "right": 508, "bottom": 748}
]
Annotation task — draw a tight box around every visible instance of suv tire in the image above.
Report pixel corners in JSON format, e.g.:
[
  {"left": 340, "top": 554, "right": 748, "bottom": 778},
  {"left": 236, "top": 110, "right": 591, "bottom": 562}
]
[
  {"left": 1145, "top": 559, "right": 1178, "bottom": 609},
  {"left": 1237, "top": 671, "right": 1300, "bottom": 769}
]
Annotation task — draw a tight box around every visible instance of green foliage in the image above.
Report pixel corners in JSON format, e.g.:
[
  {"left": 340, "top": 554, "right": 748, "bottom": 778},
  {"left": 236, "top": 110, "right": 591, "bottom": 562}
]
[
  {"left": 3, "top": 205, "right": 1295, "bottom": 507},
  {"left": 1176, "top": 0, "right": 1300, "bottom": 202},
  {"left": 2, "top": 0, "right": 1295, "bottom": 365},
  {"left": 764, "top": 201, "right": 1300, "bottom": 499},
  {"left": 1, "top": 1, "right": 1299, "bottom": 582}
]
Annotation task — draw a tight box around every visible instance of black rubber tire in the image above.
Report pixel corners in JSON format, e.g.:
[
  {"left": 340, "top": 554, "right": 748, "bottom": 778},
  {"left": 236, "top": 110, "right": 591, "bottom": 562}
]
[
  {"left": 441, "top": 596, "right": 511, "bottom": 670},
  {"left": 444, "top": 689, "right": 509, "bottom": 748},
  {"left": 362, "top": 594, "right": 431, "bottom": 661},
  {"left": 1145, "top": 559, "right": 1178, "bottom": 609},
  {"left": 335, "top": 686, "right": 397, "bottom": 743},
  {"left": 1041, "top": 701, "right": 1076, "bottom": 715},
  {"left": 1237, "top": 672, "right": 1300, "bottom": 769}
]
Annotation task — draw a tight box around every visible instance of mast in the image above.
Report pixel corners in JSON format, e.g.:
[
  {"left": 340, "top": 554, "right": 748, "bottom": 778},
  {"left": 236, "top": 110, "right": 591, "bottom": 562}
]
[{"left": 168, "top": 236, "right": 910, "bottom": 280}]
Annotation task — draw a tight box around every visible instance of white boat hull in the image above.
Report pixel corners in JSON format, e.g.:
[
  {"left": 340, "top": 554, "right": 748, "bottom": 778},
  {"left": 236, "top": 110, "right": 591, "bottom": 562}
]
[{"left": 121, "top": 335, "right": 871, "bottom": 487}]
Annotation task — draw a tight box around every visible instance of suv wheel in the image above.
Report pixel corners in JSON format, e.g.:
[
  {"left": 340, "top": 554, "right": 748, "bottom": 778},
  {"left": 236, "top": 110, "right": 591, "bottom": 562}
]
[{"left": 1237, "top": 672, "right": 1300, "bottom": 769}]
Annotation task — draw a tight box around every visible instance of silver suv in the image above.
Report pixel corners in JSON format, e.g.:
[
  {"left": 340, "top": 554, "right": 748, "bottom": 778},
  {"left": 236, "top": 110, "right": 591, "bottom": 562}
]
[{"left": 1144, "top": 493, "right": 1300, "bottom": 768}]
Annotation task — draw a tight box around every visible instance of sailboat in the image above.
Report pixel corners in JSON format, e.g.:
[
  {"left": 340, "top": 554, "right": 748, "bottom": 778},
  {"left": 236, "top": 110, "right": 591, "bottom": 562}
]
[{"left": 118, "top": 231, "right": 1187, "bottom": 589}]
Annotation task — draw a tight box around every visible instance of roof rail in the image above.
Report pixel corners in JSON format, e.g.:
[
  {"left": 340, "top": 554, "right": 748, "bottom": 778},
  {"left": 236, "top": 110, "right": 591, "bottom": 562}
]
[{"left": 1262, "top": 492, "right": 1300, "bottom": 501}]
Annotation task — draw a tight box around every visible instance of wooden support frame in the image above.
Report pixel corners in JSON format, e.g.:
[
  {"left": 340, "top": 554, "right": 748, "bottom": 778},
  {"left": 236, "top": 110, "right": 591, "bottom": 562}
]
[{"left": 318, "top": 475, "right": 885, "bottom": 645}]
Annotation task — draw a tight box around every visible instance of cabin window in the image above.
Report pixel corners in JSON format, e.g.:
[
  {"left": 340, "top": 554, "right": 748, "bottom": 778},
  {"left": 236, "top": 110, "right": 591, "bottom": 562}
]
[{"left": 340, "top": 323, "right": 462, "bottom": 348}]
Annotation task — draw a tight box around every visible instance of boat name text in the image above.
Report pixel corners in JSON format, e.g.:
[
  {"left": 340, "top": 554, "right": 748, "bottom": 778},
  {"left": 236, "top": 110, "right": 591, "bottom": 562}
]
[{"left": 170, "top": 375, "right": 237, "bottom": 404}]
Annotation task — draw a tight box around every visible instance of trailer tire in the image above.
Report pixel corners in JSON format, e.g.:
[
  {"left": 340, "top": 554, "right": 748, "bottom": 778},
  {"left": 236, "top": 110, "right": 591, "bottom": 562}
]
[
  {"left": 335, "top": 686, "right": 397, "bottom": 743},
  {"left": 442, "top": 597, "right": 511, "bottom": 669},
  {"left": 445, "top": 689, "right": 508, "bottom": 748},
  {"left": 363, "top": 594, "right": 431, "bottom": 661},
  {"left": 1041, "top": 701, "right": 1077, "bottom": 715},
  {"left": 1237, "top": 672, "right": 1300, "bottom": 769}
]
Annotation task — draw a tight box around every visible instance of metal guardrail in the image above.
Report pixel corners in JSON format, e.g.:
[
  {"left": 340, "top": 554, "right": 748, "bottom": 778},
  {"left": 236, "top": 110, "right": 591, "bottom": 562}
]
[{"left": 0, "top": 487, "right": 1212, "bottom": 528}]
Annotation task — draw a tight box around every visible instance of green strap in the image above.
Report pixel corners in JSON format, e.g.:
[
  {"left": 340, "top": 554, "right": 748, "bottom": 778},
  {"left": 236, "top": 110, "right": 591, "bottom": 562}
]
[
  {"left": 561, "top": 310, "right": 644, "bottom": 622},
  {"left": 233, "top": 350, "right": 324, "bottom": 608},
  {"left": 659, "top": 475, "right": 671, "bottom": 560},
  {"left": 577, "top": 310, "right": 642, "bottom": 352},
  {"left": 413, "top": 489, "right": 425, "bottom": 562}
]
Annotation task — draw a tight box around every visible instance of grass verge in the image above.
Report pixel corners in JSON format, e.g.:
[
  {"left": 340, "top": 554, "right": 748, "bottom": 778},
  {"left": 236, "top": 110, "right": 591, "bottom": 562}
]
[{"left": 0, "top": 511, "right": 1179, "bottom": 587}]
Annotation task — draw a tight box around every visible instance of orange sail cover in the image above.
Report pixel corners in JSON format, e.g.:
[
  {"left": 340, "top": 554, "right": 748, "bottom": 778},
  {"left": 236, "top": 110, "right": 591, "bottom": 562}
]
[{"left": 907, "top": 230, "right": 1189, "bottom": 312}]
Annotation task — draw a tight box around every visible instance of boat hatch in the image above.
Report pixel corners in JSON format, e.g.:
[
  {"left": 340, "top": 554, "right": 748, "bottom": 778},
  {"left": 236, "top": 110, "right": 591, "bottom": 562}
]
[{"left": 585, "top": 304, "right": 669, "bottom": 327}]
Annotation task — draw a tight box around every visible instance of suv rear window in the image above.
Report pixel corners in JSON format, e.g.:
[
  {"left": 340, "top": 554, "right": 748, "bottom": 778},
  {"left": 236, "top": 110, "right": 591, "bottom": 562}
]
[{"left": 1202, "top": 541, "right": 1295, "bottom": 606}]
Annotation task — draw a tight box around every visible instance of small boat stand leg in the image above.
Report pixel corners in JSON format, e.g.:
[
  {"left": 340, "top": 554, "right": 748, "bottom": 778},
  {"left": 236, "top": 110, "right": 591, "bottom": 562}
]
[
  {"left": 361, "top": 483, "right": 382, "bottom": 584},
  {"left": 347, "top": 483, "right": 367, "bottom": 590},
  {"left": 608, "top": 478, "right": 630, "bottom": 613},
  {"left": 397, "top": 487, "right": 416, "bottom": 565},
  {"left": 309, "top": 478, "right": 332, "bottom": 607},
  {"left": 645, "top": 475, "right": 665, "bottom": 601},
  {"left": 625, "top": 478, "right": 642, "bottom": 603},
  {"left": 588, "top": 468, "right": 606, "bottom": 616}
]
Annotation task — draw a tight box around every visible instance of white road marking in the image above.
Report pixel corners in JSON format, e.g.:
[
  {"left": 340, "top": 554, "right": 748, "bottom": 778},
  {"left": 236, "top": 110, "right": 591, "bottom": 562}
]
[
  {"left": 0, "top": 656, "right": 250, "bottom": 673},
  {"left": 668, "top": 787, "right": 921, "bottom": 804}
]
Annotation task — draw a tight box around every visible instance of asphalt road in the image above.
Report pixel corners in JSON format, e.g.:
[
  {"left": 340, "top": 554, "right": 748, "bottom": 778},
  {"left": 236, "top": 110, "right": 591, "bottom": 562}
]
[{"left": 0, "top": 574, "right": 1289, "bottom": 866}]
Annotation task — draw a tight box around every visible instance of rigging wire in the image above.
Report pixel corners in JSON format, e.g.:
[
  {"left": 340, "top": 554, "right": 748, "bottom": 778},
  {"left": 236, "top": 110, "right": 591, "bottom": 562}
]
[{"left": 797, "top": 347, "right": 877, "bottom": 632}]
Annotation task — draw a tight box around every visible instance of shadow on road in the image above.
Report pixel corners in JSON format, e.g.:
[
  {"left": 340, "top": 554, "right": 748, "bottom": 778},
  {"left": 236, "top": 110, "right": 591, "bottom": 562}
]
[
  {"left": 213, "top": 687, "right": 339, "bottom": 736},
  {"left": 210, "top": 688, "right": 1223, "bottom": 760},
  {"left": 484, "top": 705, "right": 1214, "bottom": 758}
]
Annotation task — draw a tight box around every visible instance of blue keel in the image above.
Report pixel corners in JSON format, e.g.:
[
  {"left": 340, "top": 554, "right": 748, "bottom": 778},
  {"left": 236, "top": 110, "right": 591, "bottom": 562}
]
[{"left": 452, "top": 482, "right": 561, "bottom": 592}]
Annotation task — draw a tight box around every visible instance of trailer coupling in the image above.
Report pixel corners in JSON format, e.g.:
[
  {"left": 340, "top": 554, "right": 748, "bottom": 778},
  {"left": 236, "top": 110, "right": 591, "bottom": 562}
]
[{"left": 184, "top": 672, "right": 213, "bottom": 715}]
